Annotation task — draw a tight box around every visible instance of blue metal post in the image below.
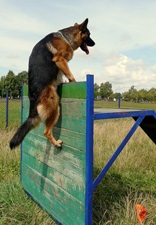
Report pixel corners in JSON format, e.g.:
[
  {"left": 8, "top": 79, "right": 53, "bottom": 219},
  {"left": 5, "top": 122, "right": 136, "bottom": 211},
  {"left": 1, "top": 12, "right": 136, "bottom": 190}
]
[
  {"left": 6, "top": 90, "right": 9, "bottom": 128},
  {"left": 85, "top": 75, "right": 94, "bottom": 225}
]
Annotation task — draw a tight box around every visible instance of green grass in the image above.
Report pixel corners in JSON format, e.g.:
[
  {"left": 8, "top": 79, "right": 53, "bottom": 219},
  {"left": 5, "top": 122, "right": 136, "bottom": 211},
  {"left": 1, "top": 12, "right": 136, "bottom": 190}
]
[
  {"left": 1, "top": 101, "right": 156, "bottom": 225},
  {"left": 0, "top": 99, "right": 156, "bottom": 129},
  {"left": 94, "top": 100, "right": 156, "bottom": 110},
  {"left": 93, "top": 119, "right": 156, "bottom": 225},
  {"left": 1, "top": 120, "right": 156, "bottom": 224},
  {"left": 0, "top": 99, "right": 21, "bottom": 128},
  {"left": 0, "top": 129, "right": 56, "bottom": 225}
]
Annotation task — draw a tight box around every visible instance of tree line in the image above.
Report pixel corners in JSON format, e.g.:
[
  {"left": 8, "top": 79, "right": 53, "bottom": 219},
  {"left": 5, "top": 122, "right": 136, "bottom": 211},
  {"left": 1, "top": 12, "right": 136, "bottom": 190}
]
[
  {"left": 94, "top": 82, "right": 156, "bottom": 102},
  {"left": 0, "top": 70, "right": 28, "bottom": 98},
  {"left": 0, "top": 71, "right": 156, "bottom": 102}
]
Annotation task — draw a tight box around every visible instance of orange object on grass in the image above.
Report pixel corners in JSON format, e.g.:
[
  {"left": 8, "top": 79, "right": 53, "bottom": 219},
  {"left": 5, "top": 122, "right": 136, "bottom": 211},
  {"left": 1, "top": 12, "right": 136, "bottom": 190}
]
[{"left": 136, "top": 204, "right": 147, "bottom": 224}]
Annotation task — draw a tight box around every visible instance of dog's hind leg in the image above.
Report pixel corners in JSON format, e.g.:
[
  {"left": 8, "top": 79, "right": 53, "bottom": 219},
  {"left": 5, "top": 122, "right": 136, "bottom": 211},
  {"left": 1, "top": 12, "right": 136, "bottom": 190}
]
[
  {"left": 44, "top": 106, "right": 63, "bottom": 147},
  {"left": 37, "top": 85, "right": 63, "bottom": 147}
]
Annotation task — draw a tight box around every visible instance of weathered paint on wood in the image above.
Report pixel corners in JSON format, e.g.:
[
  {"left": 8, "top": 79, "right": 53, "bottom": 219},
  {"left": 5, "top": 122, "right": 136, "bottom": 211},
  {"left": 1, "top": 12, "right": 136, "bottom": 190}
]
[{"left": 21, "top": 81, "right": 87, "bottom": 225}]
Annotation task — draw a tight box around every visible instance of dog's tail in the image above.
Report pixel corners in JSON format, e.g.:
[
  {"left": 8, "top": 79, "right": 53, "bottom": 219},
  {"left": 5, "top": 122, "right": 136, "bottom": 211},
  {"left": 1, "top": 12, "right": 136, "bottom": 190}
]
[{"left": 10, "top": 117, "right": 38, "bottom": 149}]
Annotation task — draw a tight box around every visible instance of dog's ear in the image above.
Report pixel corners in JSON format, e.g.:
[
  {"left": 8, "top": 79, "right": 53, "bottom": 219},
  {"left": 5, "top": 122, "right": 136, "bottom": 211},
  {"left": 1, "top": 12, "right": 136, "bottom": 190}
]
[
  {"left": 74, "top": 23, "right": 78, "bottom": 26},
  {"left": 80, "top": 18, "right": 88, "bottom": 30}
]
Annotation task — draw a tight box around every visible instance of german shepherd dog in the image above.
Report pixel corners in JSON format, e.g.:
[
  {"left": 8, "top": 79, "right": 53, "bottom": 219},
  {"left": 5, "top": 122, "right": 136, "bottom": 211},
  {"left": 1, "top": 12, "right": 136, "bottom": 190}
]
[{"left": 10, "top": 18, "right": 95, "bottom": 149}]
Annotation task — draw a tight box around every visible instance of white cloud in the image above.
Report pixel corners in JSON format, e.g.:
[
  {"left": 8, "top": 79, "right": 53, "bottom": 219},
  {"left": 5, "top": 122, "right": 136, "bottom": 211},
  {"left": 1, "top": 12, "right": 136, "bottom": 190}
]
[
  {"left": 0, "top": 0, "right": 156, "bottom": 93},
  {"left": 101, "top": 53, "right": 156, "bottom": 92}
]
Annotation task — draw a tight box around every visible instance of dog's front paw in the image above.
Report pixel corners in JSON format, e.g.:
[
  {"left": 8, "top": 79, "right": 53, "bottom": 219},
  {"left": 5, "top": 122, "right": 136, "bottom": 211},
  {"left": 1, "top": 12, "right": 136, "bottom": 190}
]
[
  {"left": 69, "top": 78, "right": 76, "bottom": 82},
  {"left": 55, "top": 140, "right": 63, "bottom": 147}
]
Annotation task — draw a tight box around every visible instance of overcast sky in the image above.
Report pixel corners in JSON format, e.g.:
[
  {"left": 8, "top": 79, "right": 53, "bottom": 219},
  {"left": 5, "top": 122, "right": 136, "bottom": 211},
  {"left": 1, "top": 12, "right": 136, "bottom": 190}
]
[{"left": 0, "top": 0, "right": 156, "bottom": 92}]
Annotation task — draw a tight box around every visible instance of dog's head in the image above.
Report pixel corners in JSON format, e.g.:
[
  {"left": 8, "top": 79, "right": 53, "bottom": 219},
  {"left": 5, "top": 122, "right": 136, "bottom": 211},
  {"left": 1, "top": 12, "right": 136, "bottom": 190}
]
[{"left": 78, "top": 18, "right": 95, "bottom": 55}]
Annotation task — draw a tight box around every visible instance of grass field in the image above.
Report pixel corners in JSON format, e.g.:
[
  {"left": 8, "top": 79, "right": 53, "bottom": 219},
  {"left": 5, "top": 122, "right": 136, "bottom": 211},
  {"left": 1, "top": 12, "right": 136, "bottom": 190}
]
[
  {"left": 1, "top": 100, "right": 156, "bottom": 224},
  {"left": 0, "top": 99, "right": 156, "bottom": 128},
  {"left": 94, "top": 100, "right": 156, "bottom": 111},
  {"left": 0, "top": 99, "right": 21, "bottom": 128}
]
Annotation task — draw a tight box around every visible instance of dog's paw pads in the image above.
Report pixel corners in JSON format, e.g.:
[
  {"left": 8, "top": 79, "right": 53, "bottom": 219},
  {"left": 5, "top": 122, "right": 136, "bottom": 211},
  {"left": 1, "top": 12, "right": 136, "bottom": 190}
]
[{"left": 55, "top": 140, "right": 63, "bottom": 147}]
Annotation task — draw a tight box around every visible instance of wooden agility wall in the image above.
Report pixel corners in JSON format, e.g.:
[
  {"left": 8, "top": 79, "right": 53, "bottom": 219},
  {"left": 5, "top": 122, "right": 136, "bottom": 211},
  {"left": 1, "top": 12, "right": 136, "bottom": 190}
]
[{"left": 21, "top": 82, "right": 87, "bottom": 225}]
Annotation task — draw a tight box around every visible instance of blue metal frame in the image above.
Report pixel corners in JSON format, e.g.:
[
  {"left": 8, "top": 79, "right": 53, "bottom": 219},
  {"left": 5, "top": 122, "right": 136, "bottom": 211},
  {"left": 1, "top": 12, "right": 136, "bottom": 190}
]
[
  {"left": 85, "top": 74, "right": 156, "bottom": 225},
  {"left": 85, "top": 75, "right": 94, "bottom": 225},
  {"left": 94, "top": 109, "right": 155, "bottom": 120}
]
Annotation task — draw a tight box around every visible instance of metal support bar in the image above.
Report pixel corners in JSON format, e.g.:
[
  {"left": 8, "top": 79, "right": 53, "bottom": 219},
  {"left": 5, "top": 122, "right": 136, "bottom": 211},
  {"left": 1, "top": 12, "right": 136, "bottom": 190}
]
[
  {"left": 118, "top": 93, "right": 121, "bottom": 108},
  {"left": 85, "top": 75, "right": 94, "bottom": 225},
  {"left": 94, "top": 110, "right": 155, "bottom": 120},
  {"left": 92, "top": 116, "right": 145, "bottom": 191}
]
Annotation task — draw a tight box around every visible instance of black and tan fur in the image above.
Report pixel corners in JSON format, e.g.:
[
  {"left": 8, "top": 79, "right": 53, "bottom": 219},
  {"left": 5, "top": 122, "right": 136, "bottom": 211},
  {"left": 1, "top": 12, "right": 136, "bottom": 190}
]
[{"left": 10, "top": 18, "right": 95, "bottom": 149}]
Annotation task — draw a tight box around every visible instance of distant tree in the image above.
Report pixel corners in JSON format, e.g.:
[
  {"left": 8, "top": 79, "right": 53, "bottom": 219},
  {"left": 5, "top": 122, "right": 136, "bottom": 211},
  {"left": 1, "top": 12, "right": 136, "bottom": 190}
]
[
  {"left": 122, "top": 91, "right": 129, "bottom": 101},
  {"left": 110, "top": 92, "right": 120, "bottom": 99},
  {"left": 17, "top": 71, "right": 28, "bottom": 85},
  {"left": 0, "top": 76, "right": 5, "bottom": 97},
  {"left": 4, "top": 70, "right": 16, "bottom": 98},
  {"left": 123, "top": 85, "right": 137, "bottom": 102},
  {"left": 0, "top": 70, "right": 28, "bottom": 98},
  {"left": 148, "top": 88, "right": 156, "bottom": 102},
  {"left": 16, "top": 71, "right": 28, "bottom": 97},
  {"left": 94, "top": 83, "right": 99, "bottom": 99},
  {"left": 137, "top": 89, "right": 148, "bottom": 102},
  {"left": 99, "top": 81, "right": 113, "bottom": 99}
]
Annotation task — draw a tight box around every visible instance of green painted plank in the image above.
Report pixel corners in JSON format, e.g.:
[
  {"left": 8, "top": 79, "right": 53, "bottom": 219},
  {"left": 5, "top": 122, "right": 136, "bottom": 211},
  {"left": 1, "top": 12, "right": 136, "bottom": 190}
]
[
  {"left": 58, "top": 82, "right": 86, "bottom": 99},
  {"left": 22, "top": 81, "right": 87, "bottom": 225},
  {"left": 23, "top": 85, "right": 28, "bottom": 97},
  {"left": 23, "top": 98, "right": 29, "bottom": 109},
  {"left": 22, "top": 97, "right": 86, "bottom": 133},
  {"left": 56, "top": 117, "right": 86, "bottom": 133},
  {"left": 23, "top": 81, "right": 86, "bottom": 99},
  {"left": 23, "top": 98, "right": 86, "bottom": 116},
  {"left": 23, "top": 129, "right": 86, "bottom": 158},
  {"left": 22, "top": 163, "right": 85, "bottom": 208},
  {"left": 60, "top": 98, "right": 86, "bottom": 118},
  {"left": 22, "top": 137, "right": 85, "bottom": 179},
  {"left": 22, "top": 111, "right": 86, "bottom": 133},
  {"left": 22, "top": 176, "right": 77, "bottom": 225},
  {"left": 22, "top": 163, "right": 85, "bottom": 225},
  {"left": 22, "top": 153, "right": 85, "bottom": 202},
  {"left": 53, "top": 127, "right": 86, "bottom": 150}
]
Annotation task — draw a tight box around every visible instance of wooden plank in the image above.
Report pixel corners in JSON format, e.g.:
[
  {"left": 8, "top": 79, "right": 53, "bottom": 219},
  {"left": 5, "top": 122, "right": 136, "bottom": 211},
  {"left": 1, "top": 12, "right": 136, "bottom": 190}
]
[
  {"left": 57, "top": 82, "right": 86, "bottom": 99},
  {"left": 23, "top": 130, "right": 86, "bottom": 160},
  {"left": 22, "top": 138, "right": 85, "bottom": 173},
  {"left": 22, "top": 98, "right": 86, "bottom": 133},
  {"left": 22, "top": 163, "right": 85, "bottom": 225},
  {"left": 21, "top": 81, "right": 87, "bottom": 225},
  {"left": 60, "top": 98, "right": 86, "bottom": 118},
  {"left": 23, "top": 85, "right": 28, "bottom": 97},
  {"left": 23, "top": 82, "right": 86, "bottom": 99},
  {"left": 22, "top": 98, "right": 29, "bottom": 109},
  {"left": 22, "top": 138, "right": 85, "bottom": 179},
  {"left": 22, "top": 153, "right": 85, "bottom": 201}
]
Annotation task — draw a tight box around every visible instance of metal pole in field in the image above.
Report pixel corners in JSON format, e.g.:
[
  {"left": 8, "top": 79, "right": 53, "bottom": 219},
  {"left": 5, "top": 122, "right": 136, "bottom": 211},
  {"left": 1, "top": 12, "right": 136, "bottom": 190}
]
[
  {"left": 6, "top": 90, "right": 9, "bottom": 128},
  {"left": 118, "top": 93, "right": 121, "bottom": 108}
]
